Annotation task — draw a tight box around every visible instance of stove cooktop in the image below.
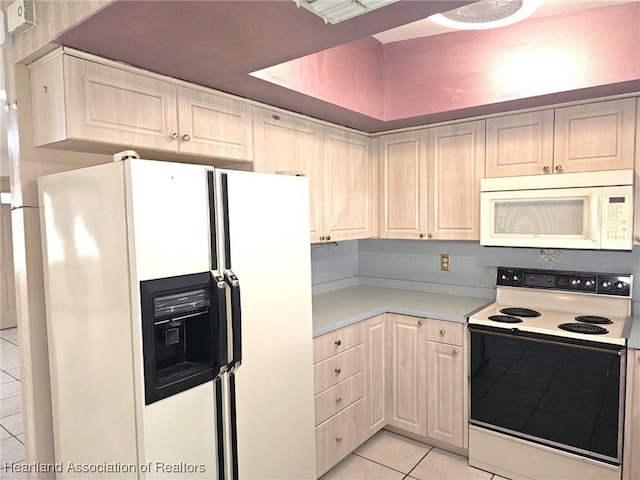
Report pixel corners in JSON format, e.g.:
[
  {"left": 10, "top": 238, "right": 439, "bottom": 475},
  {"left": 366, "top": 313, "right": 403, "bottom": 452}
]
[
  {"left": 468, "top": 267, "right": 633, "bottom": 346},
  {"left": 469, "top": 302, "right": 629, "bottom": 345}
]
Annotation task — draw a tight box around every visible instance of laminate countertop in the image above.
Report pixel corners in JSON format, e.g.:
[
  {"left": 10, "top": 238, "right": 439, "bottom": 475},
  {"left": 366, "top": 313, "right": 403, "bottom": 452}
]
[{"left": 312, "top": 285, "right": 492, "bottom": 338}]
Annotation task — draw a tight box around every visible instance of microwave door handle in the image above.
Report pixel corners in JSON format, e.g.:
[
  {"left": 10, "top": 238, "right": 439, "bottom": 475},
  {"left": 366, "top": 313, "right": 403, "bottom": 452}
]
[{"left": 590, "top": 193, "right": 601, "bottom": 243}]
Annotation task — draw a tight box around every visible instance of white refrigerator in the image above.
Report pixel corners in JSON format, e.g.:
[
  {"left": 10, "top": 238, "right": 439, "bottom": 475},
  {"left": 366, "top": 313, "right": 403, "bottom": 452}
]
[{"left": 39, "top": 158, "right": 317, "bottom": 479}]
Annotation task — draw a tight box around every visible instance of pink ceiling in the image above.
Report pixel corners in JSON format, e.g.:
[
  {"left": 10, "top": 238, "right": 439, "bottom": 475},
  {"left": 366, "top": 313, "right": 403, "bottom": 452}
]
[{"left": 54, "top": 0, "right": 640, "bottom": 133}]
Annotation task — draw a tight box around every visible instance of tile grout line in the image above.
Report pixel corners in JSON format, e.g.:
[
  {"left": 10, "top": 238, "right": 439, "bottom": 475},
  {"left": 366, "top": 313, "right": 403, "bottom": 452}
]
[
  {"left": 351, "top": 451, "right": 410, "bottom": 476},
  {"left": 404, "top": 445, "right": 434, "bottom": 479}
]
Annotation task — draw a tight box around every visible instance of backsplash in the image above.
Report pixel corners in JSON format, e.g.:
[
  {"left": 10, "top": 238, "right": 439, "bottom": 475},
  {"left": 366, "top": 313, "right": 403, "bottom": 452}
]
[{"left": 312, "top": 239, "right": 640, "bottom": 311}]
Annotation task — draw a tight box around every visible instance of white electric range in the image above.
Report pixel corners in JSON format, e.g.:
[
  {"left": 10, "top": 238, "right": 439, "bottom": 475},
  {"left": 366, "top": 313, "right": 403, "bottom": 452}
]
[{"left": 468, "top": 267, "right": 633, "bottom": 480}]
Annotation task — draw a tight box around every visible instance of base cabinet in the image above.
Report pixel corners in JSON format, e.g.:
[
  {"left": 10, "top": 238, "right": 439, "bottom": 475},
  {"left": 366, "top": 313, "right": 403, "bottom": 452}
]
[
  {"left": 313, "top": 323, "right": 366, "bottom": 477},
  {"left": 427, "top": 341, "right": 464, "bottom": 447},
  {"left": 313, "top": 315, "right": 470, "bottom": 476},
  {"left": 623, "top": 349, "right": 640, "bottom": 480},
  {"left": 364, "top": 314, "right": 387, "bottom": 438},
  {"left": 388, "top": 314, "right": 428, "bottom": 436}
]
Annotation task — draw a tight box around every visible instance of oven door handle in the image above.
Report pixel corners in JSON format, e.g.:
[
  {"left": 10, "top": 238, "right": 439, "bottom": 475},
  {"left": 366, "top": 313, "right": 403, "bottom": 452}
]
[{"left": 468, "top": 324, "right": 625, "bottom": 356}]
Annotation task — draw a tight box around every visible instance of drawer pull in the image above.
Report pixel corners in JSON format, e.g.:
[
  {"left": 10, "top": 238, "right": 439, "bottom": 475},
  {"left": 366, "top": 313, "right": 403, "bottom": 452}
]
[
  {"left": 453, "top": 349, "right": 459, "bottom": 356},
  {"left": 418, "top": 320, "right": 423, "bottom": 326},
  {"left": 335, "top": 437, "right": 343, "bottom": 444},
  {"left": 335, "top": 397, "right": 342, "bottom": 403},
  {"left": 334, "top": 340, "right": 341, "bottom": 346},
  {"left": 440, "top": 329, "right": 446, "bottom": 336},
  {"left": 334, "top": 368, "right": 342, "bottom": 374}
]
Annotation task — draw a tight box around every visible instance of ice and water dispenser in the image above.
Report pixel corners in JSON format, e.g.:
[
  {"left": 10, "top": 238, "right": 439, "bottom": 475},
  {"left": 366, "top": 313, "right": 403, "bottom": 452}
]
[{"left": 140, "top": 272, "right": 219, "bottom": 405}]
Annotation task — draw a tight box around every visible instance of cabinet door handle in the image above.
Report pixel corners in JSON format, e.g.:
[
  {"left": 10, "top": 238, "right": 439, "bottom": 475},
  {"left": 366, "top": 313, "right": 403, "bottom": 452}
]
[
  {"left": 555, "top": 165, "right": 563, "bottom": 172},
  {"left": 336, "top": 437, "right": 343, "bottom": 444},
  {"left": 543, "top": 165, "right": 550, "bottom": 172},
  {"left": 440, "top": 329, "right": 446, "bottom": 336},
  {"left": 418, "top": 320, "right": 423, "bottom": 326},
  {"left": 334, "top": 368, "right": 341, "bottom": 374},
  {"left": 326, "top": 235, "right": 331, "bottom": 241},
  {"left": 453, "top": 349, "right": 459, "bottom": 356},
  {"left": 182, "top": 133, "right": 191, "bottom": 142},
  {"left": 320, "top": 236, "right": 325, "bottom": 241},
  {"left": 419, "top": 233, "right": 425, "bottom": 238},
  {"left": 169, "top": 132, "right": 179, "bottom": 141},
  {"left": 42, "top": 85, "right": 48, "bottom": 93},
  {"left": 334, "top": 340, "right": 341, "bottom": 346},
  {"left": 335, "top": 397, "right": 342, "bottom": 403}
]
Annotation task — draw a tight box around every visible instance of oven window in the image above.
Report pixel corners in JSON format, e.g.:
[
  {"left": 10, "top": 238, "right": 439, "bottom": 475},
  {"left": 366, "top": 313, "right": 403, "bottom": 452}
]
[{"left": 470, "top": 329, "right": 623, "bottom": 462}]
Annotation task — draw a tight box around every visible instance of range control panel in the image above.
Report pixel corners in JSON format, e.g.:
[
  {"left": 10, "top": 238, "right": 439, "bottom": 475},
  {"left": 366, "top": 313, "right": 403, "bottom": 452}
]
[{"left": 496, "top": 268, "right": 632, "bottom": 297}]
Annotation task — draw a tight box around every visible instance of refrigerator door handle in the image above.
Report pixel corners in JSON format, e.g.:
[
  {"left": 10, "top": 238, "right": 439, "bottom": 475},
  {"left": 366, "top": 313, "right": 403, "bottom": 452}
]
[
  {"left": 224, "top": 269, "right": 242, "bottom": 370},
  {"left": 212, "top": 272, "right": 228, "bottom": 375}
]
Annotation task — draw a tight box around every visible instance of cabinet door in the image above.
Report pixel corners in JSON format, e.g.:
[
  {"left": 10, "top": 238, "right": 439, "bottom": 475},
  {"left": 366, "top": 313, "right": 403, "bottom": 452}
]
[
  {"left": 252, "top": 108, "right": 324, "bottom": 242},
  {"left": 427, "top": 341, "right": 464, "bottom": 448},
  {"left": 324, "top": 128, "right": 371, "bottom": 241},
  {"left": 64, "top": 55, "right": 179, "bottom": 151},
  {"left": 388, "top": 314, "right": 427, "bottom": 436},
  {"left": 364, "top": 314, "right": 386, "bottom": 438},
  {"left": 176, "top": 86, "right": 253, "bottom": 161},
  {"left": 486, "top": 110, "right": 554, "bottom": 177},
  {"left": 428, "top": 120, "right": 485, "bottom": 240},
  {"left": 379, "top": 131, "right": 428, "bottom": 239},
  {"left": 554, "top": 98, "right": 635, "bottom": 173}
]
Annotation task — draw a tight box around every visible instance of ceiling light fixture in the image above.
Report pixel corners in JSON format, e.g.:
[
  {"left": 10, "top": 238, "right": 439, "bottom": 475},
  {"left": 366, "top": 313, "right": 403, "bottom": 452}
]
[
  {"left": 295, "top": 0, "right": 398, "bottom": 24},
  {"left": 429, "top": 0, "right": 540, "bottom": 30}
]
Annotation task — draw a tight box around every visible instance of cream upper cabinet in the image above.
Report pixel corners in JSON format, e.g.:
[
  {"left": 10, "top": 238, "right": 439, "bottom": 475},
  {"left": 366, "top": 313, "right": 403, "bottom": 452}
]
[
  {"left": 387, "top": 314, "right": 427, "bottom": 436},
  {"left": 485, "top": 110, "right": 554, "bottom": 178},
  {"left": 253, "top": 110, "right": 371, "bottom": 243},
  {"left": 175, "top": 86, "right": 253, "bottom": 160},
  {"left": 323, "top": 128, "right": 371, "bottom": 242},
  {"left": 31, "top": 52, "right": 178, "bottom": 152},
  {"left": 623, "top": 349, "right": 640, "bottom": 480},
  {"left": 29, "top": 50, "right": 253, "bottom": 162},
  {"left": 252, "top": 107, "right": 324, "bottom": 242},
  {"left": 554, "top": 98, "right": 635, "bottom": 173},
  {"left": 363, "top": 314, "right": 387, "bottom": 438},
  {"left": 428, "top": 120, "right": 485, "bottom": 240},
  {"left": 379, "top": 131, "right": 428, "bottom": 240}
]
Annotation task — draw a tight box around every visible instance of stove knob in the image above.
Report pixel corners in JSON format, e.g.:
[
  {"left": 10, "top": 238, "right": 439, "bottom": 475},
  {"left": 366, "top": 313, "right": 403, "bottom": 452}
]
[
  {"left": 513, "top": 274, "right": 520, "bottom": 282},
  {"left": 570, "top": 278, "right": 581, "bottom": 287},
  {"left": 615, "top": 281, "right": 627, "bottom": 291},
  {"left": 585, "top": 279, "right": 595, "bottom": 289},
  {"left": 601, "top": 281, "right": 612, "bottom": 290}
]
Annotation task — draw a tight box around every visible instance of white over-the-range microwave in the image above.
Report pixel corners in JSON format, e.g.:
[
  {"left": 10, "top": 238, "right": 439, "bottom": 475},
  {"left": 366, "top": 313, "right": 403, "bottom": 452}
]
[{"left": 480, "top": 169, "right": 634, "bottom": 250}]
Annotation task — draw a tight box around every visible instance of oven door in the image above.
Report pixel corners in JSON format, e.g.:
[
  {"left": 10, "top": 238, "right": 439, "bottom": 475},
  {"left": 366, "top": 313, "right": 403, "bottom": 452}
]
[{"left": 469, "top": 324, "right": 625, "bottom": 465}]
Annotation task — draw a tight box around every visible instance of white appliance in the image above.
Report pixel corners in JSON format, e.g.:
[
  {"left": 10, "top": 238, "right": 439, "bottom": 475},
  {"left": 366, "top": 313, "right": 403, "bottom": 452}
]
[
  {"left": 39, "top": 158, "right": 317, "bottom": 479},
  {"left": 468, "top": 267, "right": 632, "bottom": 480},
  {"left": 480, "top": 169, "right": 634, "bottom": 250}
]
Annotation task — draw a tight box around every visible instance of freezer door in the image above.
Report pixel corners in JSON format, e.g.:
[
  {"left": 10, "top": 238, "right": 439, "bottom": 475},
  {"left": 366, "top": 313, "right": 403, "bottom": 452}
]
[{"left": 217, "top": 169, "right": 316, "bottom": 479}]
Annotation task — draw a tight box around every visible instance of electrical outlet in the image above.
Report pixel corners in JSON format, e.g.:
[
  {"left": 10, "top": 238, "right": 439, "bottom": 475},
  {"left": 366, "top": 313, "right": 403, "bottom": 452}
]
[{"left": 440, "top": 254, "right": 450, "bottom": 271}]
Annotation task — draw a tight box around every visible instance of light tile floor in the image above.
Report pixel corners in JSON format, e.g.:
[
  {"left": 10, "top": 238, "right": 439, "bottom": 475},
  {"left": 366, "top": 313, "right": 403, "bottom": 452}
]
[
  {"left": 321, "top": 430, "right": 509, "bottom": 480},
  {"left": 0, "top": 327, "right": 26, "bottom": 479}
]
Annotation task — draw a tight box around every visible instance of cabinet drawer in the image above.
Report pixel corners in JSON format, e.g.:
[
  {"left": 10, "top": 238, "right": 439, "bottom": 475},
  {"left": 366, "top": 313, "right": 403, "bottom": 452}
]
[
  {"left": 315, "top": 371, "right": 364, "bottom": 426},
  {"left": 426, "top": 319, "right": 463, "bottom": 346},
  {"left": 314, "top": 344, "right": 364, "bottom": 394},
  {"left": 315, "top": 398, "right": 365, "bottom": 477},
  {"left": 314, "top": 323, "right": 364, "bottom": 364}
]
